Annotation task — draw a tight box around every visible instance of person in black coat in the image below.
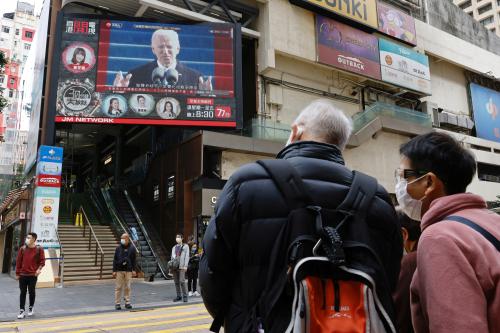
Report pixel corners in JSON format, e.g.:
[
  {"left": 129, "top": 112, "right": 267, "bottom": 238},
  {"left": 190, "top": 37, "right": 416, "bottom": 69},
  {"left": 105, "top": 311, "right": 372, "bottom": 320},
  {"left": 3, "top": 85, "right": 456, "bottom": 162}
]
[
  {"left": 113, "top": 29, "right": 212, "bottom": 90},
  {"left": 112, "top": 234, "right": 137, "bottom": 310},
  {"left": 199, "top": 100, "right": 402, "bottom": 333}
]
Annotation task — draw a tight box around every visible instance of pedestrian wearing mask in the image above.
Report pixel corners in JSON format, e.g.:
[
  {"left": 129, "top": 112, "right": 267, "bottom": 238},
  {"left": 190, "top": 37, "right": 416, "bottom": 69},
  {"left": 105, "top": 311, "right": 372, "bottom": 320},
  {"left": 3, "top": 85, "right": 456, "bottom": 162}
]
[
  {"left": 395, "top": 132, "right": 500, "bottom": 333},
  {"left": 15, "top": 232, "right": 45, "bottom": 319},
  {"left": 171, "top": 234, "right": 190, "bottom": 302},
  {"left": 113, "top": 234, "right": 137, "bottom": 310},
  {"left": 187, "top": 243, "right": 200, "bottom": 297}
]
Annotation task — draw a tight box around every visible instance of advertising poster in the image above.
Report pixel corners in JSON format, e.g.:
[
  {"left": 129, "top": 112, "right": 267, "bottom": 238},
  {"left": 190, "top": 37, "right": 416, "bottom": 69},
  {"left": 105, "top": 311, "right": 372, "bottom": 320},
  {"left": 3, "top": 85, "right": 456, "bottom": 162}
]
[
  {"left": 377, "top": 2, "right": 417, "bottom": 46},
  {"left": 290, "top": 0, "right": 378, "bottom": 29},
  {"left": 316, "top": 15, "right": 381, "bottom": 80},
  {"left": 379, "top": 38, "right": 431, "bottom": 95},
  {"left": 470, "top": 83, "right": 500, "bottom": 143},
  {"left": 55, "top": 17, "right": 238, "bottom": 127},
  {"left": 32, "top": 146, "right": 63, "bottom": 248}
]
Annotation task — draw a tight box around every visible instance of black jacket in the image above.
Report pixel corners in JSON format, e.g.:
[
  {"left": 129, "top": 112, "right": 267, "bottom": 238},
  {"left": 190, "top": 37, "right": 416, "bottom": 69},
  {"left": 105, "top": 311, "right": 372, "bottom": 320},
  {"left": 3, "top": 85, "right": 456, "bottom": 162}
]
[
  {"left": 199, "top": 141, "right": 402, "bottom": 333},
  {"left": 113, "top": 244, "right": 137, "bottom": 272},
  {"left": 128, "top": 61, "right": 202, "bottom": 88}
]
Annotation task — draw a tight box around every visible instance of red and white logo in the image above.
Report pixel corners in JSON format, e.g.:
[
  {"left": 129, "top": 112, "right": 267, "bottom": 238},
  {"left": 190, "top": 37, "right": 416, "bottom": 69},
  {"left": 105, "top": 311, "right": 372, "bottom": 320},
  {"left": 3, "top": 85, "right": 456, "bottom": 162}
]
[
  {"left": 37, "top": 175, "right": 62, "bottom": 188},
  {"left": 215, "top": 106, "right": 232, "bottom": 119}
]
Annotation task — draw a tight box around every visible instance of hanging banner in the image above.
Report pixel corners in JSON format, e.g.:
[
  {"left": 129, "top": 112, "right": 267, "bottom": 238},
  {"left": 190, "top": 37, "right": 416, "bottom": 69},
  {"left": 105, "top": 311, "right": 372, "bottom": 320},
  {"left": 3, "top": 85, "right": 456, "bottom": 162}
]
[
  {"left": 32, "top": 146, "right": 63, "bottom": 248},
  {"left": 316, "top": 15, "right": 381, "bottom": 80},
  {"left": 377, "top": 2, "right": 417, "bottom": 46},
  {"left": 379, "top": 38, "right": 431, "bottom": 95},
  {"left": 290, "top": 0, "right": 378, "bottom": 29}
]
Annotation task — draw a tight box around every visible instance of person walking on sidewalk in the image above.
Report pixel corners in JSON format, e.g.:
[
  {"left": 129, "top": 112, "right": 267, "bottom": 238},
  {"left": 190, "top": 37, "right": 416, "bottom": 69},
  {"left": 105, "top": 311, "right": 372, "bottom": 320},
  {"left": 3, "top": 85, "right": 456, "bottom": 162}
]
[
  {"left": 15, "top": 232, "right": 45, "bottom": 319},
  {"left": 187, "top": 243, "right": 200, "bottom": 297},
  {"left": 171, "top": 234, "right": 189, "bottom": 302},
  {"left": 113, "top": 233, "right": 137, "bottom": 310}
]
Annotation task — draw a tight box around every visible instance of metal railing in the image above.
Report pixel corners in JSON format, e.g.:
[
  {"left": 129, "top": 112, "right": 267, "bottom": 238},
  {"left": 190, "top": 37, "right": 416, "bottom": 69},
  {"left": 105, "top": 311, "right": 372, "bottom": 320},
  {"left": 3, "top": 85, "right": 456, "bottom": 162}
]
[
  {"left": 54, "top": 227, "right": 64, "bottom": 288},
  {"left": 124, "top": 189, "right": 168, "bottom": 279},
  {"left": 100, "top": 186, "right": 146, "bottom": 274},
  {"left": 79, "top": 206, "right": 105, "bottom": 279}
]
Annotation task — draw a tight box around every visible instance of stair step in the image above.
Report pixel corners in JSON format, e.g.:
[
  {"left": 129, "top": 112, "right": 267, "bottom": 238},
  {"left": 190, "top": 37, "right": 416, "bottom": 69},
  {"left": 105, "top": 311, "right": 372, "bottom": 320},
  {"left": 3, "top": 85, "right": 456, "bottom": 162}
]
[{"left": 63, "top": 275, "right": 114, "bottom": 281}]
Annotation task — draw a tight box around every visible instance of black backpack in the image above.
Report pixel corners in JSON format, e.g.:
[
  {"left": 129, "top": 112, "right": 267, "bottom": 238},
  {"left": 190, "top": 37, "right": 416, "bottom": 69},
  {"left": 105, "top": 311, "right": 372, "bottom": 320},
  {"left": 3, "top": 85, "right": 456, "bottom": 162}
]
[{"left": 232, "top": 159, "right": 397, "bottom": 333}]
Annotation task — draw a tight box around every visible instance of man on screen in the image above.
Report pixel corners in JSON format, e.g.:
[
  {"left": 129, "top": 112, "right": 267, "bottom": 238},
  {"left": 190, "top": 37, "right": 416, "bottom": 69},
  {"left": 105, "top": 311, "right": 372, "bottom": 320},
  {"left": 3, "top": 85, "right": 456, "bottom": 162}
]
[{"left": 113, "top": 29, "right": 212, "bottom": 90}]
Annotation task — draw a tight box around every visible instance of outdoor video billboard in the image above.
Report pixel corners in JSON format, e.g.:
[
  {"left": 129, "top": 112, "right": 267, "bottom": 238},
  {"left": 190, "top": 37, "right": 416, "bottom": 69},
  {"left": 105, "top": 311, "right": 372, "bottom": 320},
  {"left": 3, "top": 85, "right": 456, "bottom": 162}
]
[
  {"left": 470, "top": 83, "right": 500, "bottom": 143},
  {"left": 54, "top": 16, "right": 241, "bottom": 127},
  {"left": 377, "top": 2, "right": 417, "bottom": 46}
]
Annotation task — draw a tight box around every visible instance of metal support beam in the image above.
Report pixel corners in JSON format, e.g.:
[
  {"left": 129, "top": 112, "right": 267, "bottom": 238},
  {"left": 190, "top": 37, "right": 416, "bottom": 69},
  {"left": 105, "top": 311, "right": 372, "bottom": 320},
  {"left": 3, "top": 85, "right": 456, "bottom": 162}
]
[
  {"left": 138, "top": 0, "right": 260, "bottom": 39},
  {"left": 135, "top": 4, "right": 149, "bottom": 17}
]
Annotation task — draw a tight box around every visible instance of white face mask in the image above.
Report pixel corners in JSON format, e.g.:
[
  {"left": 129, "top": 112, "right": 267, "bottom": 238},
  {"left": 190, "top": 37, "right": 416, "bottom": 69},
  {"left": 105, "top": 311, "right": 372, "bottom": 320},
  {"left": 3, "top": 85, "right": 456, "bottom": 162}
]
[
  {"left": 120, "top": 239, "right": 126, "bottom": 245},
  {"left": 25, "top": 238, "right": 31, "bottom": 246},
  {"left": 176, "top": 237, "right": 182, "bottom": 244},
  {"left": 395, "top": 176, "right": 426, "bottom": 221}
]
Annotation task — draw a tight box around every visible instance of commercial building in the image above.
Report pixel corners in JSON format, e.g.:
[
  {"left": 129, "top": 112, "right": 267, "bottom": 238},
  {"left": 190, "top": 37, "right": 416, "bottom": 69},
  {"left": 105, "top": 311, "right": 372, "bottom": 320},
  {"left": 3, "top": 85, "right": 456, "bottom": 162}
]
[
  {"left": 1, "top": 0, "right": 500, "bottom": 285},
  {"left": 0, "top": 2, "right": 37, "bottom": 176},
  {"left": 453, "top": 0, "right": 500, "bottom": 35}
]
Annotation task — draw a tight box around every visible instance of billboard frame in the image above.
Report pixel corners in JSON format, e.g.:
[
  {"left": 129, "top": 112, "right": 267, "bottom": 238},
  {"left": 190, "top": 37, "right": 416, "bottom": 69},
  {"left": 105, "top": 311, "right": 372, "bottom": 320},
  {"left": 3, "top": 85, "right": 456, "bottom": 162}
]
[{"left": 46, "top": 13, "right": 244, "bottom": 137}]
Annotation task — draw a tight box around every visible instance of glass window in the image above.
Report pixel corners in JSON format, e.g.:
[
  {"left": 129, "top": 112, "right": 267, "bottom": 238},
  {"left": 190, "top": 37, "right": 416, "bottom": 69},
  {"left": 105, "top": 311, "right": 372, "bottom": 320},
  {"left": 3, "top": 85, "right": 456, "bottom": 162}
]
[
  {"left": 9, "top": 78, "right": 14, "bottom": 85},
  {"left": 0, "top": 76, "right": 4, "bottom": 84},
  {"left": 478, "top": 3, "right": 492, "bottom": 15},
  {"left": 8, "top": 90, "right": 13, "bottom": 97},
  {"left": 480, "top": 16, "right": 494, "bottom": 25},
  {"left": 15, "top": 28, "right": 19, "bottom": 35},
  {"left": 2, "top": 26, "right": 10, "bottom": 34},
  {"left": 23, "top": 43, "right": 30, "bottom": 50},
  {"left": 24, "top": 31, "right": 33, "bottom": 39},
  {"left": 459, "top": 1, "right": 472, "bottom": 9}
]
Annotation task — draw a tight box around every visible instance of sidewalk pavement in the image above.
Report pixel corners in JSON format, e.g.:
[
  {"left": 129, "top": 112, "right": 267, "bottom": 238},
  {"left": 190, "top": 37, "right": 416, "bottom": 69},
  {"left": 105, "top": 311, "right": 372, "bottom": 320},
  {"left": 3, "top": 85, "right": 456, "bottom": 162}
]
[{"left": 0, "top": 273, "right": 204, "bottom": 322}]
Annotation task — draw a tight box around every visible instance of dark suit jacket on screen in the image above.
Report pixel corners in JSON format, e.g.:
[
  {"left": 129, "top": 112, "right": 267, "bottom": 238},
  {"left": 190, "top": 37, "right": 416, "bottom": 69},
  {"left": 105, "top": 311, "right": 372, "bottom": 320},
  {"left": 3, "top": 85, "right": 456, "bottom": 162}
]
[{"left": 128, "top": 61, "right": 202, "bottom": 88}]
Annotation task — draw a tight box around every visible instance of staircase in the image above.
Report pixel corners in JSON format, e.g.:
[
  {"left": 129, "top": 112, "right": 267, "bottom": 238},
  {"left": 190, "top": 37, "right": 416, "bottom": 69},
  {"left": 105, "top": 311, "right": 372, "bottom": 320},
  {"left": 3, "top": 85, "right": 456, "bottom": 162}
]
[
  {"left": 59, "top": 224, "right": 119, "bottom": 283},
  {"left": 112, "top": 191, "right": 160, "bottom": 278}
]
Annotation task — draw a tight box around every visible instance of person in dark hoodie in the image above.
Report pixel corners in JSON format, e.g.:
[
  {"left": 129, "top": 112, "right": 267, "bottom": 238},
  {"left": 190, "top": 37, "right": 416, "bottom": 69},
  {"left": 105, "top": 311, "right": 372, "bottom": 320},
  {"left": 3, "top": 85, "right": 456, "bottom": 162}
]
[
  {"left": 113, "top": 233, "right": 137, "bottom": 310},
  {"left": 393, "top": 209, "right": 421, "bottom": 333}
]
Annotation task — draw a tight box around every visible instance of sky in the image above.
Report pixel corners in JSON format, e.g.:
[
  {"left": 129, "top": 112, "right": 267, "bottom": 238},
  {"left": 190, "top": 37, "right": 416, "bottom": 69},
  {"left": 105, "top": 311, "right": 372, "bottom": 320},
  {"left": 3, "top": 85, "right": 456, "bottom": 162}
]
[{"left": 0, "top": 0, "right": 43, "bottom": 17}]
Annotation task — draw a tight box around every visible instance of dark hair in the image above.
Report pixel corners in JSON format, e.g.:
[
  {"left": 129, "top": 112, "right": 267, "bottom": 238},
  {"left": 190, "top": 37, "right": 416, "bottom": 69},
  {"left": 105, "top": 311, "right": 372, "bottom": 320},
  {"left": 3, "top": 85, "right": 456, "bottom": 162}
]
[
  {"left": 176, "top": 234, "right": 183, "bottom": 239},
  {"left": 28, "top": 232, "right": 37, "bottom": 240},
  {"left": 396, "top": 210, "right": 420, "bottom": 241},
  {"left": 400, "top": 132, "right": 476, "bottom": 194},
  {"left": 137, "top": 95, "right": 145, "bottom": 102},
  {"left": 163, "top": 101, "right": 174, "bottom": 113},
  {"left": 108, "top": 98, "right": 121, "bottom": 114},
  {"left": 71, "top": 47, "right": 86, "bottom": 64}
]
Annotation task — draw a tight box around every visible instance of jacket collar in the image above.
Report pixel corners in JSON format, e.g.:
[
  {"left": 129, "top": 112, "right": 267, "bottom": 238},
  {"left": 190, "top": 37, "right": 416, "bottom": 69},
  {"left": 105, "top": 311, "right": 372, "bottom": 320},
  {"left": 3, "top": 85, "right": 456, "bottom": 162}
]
[
  {"left": 277, "top": 141, "right": 345, "bottom": 165},
  {"left": 421, "top": 193, "right": 487, "bottom": 231}
]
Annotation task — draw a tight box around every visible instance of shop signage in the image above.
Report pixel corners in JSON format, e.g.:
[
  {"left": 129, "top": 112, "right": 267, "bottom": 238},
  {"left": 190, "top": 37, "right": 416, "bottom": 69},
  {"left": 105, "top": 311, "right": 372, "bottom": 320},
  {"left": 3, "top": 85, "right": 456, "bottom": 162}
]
[
  {"left": 291, "top": 0, "right": 378, "bottom": 29},
  {"left": 316, "top": 15, "right": 381, "bottom": 80},
  {"left": 4, "top": 205, "right": 20, "bottom": 225},
  {"left": 32, "top": 146, "right": 63, "bottom": 248},
  {"left": 469, "top": 83, "right": 500, "bottom": 143},
  {"left": 379, "top": 38, "right": 431, "bottom": 94},
  {"left": 377, "top": 2, "right": 416, "bottom": 46},
  {"left": 54, "top": 16, "right": 241, "bottom": 127}
]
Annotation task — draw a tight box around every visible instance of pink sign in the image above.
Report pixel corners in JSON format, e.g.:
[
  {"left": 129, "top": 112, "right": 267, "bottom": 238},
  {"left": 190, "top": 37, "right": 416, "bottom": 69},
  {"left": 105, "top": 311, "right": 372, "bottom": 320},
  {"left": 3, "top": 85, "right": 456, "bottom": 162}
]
[{"left": 377, "top": 2, "right": 417, "bottom": 46}]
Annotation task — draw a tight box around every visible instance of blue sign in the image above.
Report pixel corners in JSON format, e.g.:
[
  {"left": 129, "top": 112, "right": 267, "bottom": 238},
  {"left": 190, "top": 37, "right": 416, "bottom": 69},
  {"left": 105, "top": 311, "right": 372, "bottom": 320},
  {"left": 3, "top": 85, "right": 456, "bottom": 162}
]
[
  {"left": 37, "top": 145, "right": 63, "bottom": 163},
  {"left": 470, "top": 83, "right": 500, "bottom": 143}
]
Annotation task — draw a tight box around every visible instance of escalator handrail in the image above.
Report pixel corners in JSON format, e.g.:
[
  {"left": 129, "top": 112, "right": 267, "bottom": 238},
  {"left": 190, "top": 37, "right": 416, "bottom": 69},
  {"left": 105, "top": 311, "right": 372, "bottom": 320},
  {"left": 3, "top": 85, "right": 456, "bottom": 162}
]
[{"left": 123, "top": 189, "right": 168, "bottom": 279}]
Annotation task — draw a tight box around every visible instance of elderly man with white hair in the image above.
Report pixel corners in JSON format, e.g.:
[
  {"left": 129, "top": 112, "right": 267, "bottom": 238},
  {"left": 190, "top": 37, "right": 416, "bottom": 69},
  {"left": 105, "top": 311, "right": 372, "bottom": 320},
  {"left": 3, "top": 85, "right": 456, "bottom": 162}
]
[
  {"left": 199, "top": 100, "right": 402, "bottom": 333},
  {"left": 113, "top": 29, "right": 212, "bottom": 90}
]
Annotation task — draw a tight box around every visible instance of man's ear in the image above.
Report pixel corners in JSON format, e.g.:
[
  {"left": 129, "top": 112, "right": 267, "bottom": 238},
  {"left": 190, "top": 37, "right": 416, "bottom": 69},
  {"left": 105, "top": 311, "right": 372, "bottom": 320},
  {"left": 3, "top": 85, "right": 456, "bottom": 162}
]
[
  {"left": 401, "top": 227, "right": 409, "bottom": 243},
  {"left": 424, "top": 172, "right": 444, "bottom": 197}
]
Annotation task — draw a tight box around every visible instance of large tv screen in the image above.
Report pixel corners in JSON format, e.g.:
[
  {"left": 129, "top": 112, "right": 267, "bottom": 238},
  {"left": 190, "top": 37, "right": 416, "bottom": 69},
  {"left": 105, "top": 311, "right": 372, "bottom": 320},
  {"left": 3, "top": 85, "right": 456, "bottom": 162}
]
[{"left": 54, "top": 16, "right": 241, "bottom": 127}]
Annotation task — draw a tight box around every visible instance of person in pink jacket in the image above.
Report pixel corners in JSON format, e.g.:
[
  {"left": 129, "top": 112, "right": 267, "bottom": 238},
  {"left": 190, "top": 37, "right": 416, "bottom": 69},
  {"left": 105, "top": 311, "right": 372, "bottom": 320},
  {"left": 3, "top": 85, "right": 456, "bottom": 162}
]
[{"left": 395, "top": 131, "right": 500, "bottom": 333}]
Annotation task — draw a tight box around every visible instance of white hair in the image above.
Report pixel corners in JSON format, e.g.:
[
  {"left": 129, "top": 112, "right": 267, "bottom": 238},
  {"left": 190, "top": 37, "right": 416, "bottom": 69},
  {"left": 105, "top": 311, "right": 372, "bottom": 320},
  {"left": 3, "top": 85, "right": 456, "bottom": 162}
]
[
  {"left": 294, "top": 99, "right": 353, "bottom": 150},
  {"left": 151, "top": 29, "right": 180, "bottom": 48}
]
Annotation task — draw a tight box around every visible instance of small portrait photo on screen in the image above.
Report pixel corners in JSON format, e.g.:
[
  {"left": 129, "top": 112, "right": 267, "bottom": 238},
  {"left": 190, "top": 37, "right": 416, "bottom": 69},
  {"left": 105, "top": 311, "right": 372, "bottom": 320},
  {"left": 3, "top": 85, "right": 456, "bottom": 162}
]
[
  {"left": 62, "top": 42, "right": 96, "bottom": 74},
  {"left": 129, "top": 94, "right": 155, "bottom": 116},
  {"left": 101, "top": 95, "right": 128, "bottom": 118},
  {"left": 156, "top": 97, "right": 180, "bottom": 119}
]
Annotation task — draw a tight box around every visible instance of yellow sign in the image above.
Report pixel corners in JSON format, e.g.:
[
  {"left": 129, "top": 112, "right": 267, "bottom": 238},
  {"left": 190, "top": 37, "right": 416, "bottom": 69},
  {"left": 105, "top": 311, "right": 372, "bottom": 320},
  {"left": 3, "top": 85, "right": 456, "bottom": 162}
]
[{"left": 291, "top": 0, "right": 378, "bottom": 29}]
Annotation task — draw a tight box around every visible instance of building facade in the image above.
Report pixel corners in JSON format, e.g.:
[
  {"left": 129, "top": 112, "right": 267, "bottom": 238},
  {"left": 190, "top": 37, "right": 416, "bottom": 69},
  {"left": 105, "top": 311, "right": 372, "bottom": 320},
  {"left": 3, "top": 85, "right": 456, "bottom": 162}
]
[
  {"left": 0, "top": 2, "right": 37, "bottom": 176},
  {"left": 454, "top": 0, "right": 500, "bottom": 35}
]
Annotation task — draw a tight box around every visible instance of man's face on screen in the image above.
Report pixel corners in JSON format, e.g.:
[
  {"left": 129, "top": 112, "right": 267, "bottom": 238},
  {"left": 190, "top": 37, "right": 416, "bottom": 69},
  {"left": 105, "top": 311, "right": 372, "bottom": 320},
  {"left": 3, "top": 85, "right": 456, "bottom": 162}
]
[{"left": 152, "top": 35, "right": 180, "bottom": 67}]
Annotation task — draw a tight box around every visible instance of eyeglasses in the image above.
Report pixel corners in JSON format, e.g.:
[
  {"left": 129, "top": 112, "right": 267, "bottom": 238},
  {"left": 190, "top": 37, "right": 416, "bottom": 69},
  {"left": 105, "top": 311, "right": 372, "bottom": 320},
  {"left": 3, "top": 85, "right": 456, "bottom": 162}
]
[{"left": 394, "top": 168, "right": 428, "bottom": 183}]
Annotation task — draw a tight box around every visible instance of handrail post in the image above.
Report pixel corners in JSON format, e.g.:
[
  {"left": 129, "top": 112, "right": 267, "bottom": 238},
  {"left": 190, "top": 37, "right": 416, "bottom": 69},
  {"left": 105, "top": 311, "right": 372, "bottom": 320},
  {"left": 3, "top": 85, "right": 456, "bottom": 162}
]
[
  {"left": 95, "top": 242, "right": 98, "bottom": 266},
  {"left": 100, "top": 253, "right": 103, "bottom": 279}
]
